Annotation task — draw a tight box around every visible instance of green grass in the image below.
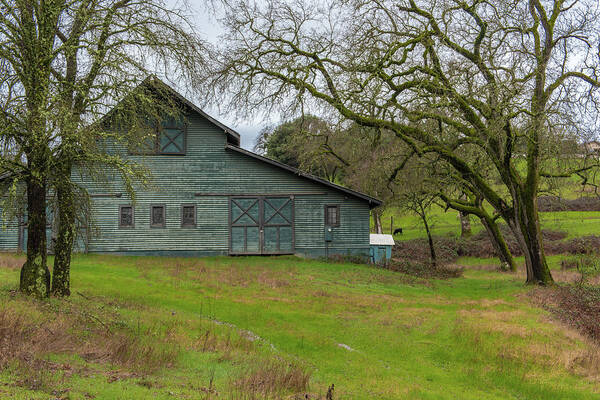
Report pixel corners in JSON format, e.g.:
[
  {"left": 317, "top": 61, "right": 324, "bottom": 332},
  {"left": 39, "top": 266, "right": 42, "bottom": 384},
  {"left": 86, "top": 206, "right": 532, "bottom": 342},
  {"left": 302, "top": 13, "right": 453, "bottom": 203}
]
[
  {"left": 1, "top": 254, "right": 599, "bottom": 399},
  {"left": 380, "top": 170, "right": 600, "bottom": 241},
  {"left": 380, "top": 205, "right": 477, "bottom": 240},
  {"left": 540, "top": 211, "right": 600, "bottom": 238},
  {"left": 381, "top": 205, "right": 600, "bottom": 242}
]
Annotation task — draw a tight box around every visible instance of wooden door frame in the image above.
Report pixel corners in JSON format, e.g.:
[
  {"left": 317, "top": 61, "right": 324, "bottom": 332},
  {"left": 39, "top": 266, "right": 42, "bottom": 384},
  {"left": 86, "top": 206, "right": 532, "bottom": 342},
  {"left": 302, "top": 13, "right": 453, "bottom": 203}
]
[
  {"left": 228, "top": 196, "right": 262, "bottom": 255},
  {"left": 228, "top": 195, "right": 295, "bottom": 255},
  {"left": 262, "top": 196, "right": 295, "bottom": 255}
]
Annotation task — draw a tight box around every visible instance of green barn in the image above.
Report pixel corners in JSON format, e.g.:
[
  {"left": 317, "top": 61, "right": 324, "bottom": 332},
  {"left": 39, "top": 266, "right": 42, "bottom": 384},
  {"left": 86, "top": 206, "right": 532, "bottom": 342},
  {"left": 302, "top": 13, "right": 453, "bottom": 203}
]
[{"left": 0, "top": 80, "right": 381, "bottom": 259}]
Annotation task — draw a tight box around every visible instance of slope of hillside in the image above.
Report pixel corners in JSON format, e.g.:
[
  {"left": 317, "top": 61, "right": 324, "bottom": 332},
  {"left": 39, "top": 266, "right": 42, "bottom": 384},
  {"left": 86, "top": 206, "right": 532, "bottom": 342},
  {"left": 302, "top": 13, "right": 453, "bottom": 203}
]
[{"left": 1, "top": 254, "right": 599, "bottom": 399}]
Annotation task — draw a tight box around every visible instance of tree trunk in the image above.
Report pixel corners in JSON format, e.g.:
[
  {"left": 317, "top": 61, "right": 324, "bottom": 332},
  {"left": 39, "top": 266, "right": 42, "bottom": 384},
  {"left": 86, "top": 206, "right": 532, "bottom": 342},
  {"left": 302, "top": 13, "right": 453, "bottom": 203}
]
[
  {"left": 420, "top": 212, "right": 436, "bottom": 266},
  {"left": 373, "top": 209, "right": 383, "bottom": 234},
  {"left": 19, "top": 176, "right": 51, "bottom": 298},
  {"left": 480, "top": 217, "right": 516, "bottom": 272},
  {"left": 51, "top": 165, "right": 75, "bottom": 297},
  {"left": 459, "top": 211, "right": 472, "bottom": 238},
  {"left": 509, "top": 189, "right": 553, "bottom": 285}
]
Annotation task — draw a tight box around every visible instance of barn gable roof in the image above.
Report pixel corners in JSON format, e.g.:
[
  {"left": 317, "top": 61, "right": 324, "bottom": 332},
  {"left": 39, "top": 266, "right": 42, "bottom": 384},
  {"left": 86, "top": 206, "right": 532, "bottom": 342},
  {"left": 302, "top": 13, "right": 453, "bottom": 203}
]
[
  {"left": 2, "top": 77, "right": 382, "bottom": 208},
  {"left": 97, "top": 76, "right": 241, "bottom": 146},
  {"left": 148, "top": 78, "right": 241, "bottom": 147},
  {"left": 141, "top": 78, "right": 382, "bottom": 208},
  {"left": 129, "top": 77, "right": 241, "bottom": 146},
  {"left": 225, "top": 144, "right": 382, "bottom": 208}
]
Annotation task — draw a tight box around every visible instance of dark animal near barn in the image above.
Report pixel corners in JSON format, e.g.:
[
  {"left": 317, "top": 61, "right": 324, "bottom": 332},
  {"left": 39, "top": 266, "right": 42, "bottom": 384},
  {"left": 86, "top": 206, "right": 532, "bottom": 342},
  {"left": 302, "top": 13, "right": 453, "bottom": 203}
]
[{"left": 393, "top": 228, "right": 403, "bottom": 235}]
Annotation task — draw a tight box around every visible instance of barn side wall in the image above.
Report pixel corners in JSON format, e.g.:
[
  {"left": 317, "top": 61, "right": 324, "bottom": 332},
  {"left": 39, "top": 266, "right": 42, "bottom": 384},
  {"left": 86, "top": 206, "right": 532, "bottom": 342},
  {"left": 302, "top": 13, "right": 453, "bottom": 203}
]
[
  {"left": 1, "top": 111, "right": 372, "bottom": 258},
  {"left": 0, "top": 209, "right": 20, "bottom": 252}
]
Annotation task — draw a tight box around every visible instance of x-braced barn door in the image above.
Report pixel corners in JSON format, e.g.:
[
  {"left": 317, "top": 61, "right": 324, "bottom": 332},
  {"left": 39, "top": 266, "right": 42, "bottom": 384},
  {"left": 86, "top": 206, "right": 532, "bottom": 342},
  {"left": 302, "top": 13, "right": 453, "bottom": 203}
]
[
  {"left": 229, "top": 196, "right": 294, "bottom": 255},
  {"left": 262, "top": 197, "right": 294, "bottom": 254},
  {"left": 230, "top": 198, "right": 261, "bottom": 254}
]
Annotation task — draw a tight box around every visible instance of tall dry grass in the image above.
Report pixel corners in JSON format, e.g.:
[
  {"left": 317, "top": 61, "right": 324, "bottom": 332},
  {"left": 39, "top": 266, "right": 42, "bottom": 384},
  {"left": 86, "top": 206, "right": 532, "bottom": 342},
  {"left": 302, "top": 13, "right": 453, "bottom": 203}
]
[
  {"left": 0, "top": 253, "right": 25, "bottom": 270},
  {"left": 0, "top": 296, "right": 181, "bottom": 393},
  {"left": 229, "top": 358, "right": 311, "bottom": 399}
]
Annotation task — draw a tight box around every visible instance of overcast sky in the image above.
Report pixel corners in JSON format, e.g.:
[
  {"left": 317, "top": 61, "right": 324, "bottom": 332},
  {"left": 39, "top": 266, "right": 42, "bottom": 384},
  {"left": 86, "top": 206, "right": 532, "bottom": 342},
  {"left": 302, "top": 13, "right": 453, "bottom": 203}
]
[
  {"left": 172, "top": 1, "right": 600, "bottom": 148},
  {"left": 178, "top": 1, "right": 267, "bottom": 150}
]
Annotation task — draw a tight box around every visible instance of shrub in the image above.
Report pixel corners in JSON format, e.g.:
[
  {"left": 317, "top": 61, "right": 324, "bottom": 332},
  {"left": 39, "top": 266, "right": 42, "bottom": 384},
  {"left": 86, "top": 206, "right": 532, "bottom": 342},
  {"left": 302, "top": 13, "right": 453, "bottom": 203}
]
[
  {"left": 537, "top": 196, "right": 600, "bottom": 212},
  {"left": 531, "top": 285, "right": 600, "bottom": 343},
  {"left": 393, "top": 228, "right": 600, "bottom": 265},
  {"left": 575, "top": 253, "right": 600, "bottom": 286},
  {"left": 385, "top": 259, "right": 463, "bottom": 280}
]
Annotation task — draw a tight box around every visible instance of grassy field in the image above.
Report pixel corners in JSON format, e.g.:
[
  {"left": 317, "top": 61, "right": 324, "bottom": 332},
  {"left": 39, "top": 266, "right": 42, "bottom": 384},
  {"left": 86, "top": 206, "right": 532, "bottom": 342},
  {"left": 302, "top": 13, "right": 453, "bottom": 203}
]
[
  {"left": 381, "top": 205, "right": 600, "bottom": 242},
  {"left": 382, "top": 176, "right": 600, "bottom": 241},
  {"left": 1, "top": 254, "right": 600, "bottom": 399}
]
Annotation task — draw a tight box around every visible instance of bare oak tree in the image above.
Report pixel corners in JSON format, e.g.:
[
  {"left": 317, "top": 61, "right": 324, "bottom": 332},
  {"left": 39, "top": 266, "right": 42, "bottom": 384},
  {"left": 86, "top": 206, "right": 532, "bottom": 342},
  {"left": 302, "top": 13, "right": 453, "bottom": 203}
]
[{"left": 208, "top": 0, "right": 600, "bottom": 284}]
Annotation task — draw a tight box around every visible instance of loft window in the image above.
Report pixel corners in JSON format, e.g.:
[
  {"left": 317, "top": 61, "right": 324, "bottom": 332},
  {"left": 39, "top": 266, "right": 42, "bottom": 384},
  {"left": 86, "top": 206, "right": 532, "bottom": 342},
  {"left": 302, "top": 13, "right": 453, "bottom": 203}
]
[
  {"left": 130, "top": 116, "right": 186, "bottom": 155},
  {"left": 119, "top": 205, "right": 134, "bottom": 228},
  {"left": 158, "top": 116, "right": 185, "bottom": 154},
  {"left": 325, "top": 205, "right": 340, "bottom": 227},
  {"left": 158, "top": 127, "right": 185, "bottom": 154},
  {"left": 151, "top": 204, "right": 166, "bottom": 228},
  {"left": 181, "top": 204, "right": 196, "bottom": 227}
]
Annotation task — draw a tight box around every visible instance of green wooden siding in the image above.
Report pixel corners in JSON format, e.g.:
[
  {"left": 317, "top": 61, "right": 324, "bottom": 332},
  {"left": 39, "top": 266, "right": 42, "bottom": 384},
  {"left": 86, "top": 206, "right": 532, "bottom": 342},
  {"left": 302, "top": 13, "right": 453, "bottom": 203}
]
[
  {"left": 2, "top": 108, "right": 372, "bottom": 258},
  {"left": 0, "top": 209, "right": 20, "bottom": 251},
  {"left": 82, "top": 195, "right": 230, "bottom": 253}
]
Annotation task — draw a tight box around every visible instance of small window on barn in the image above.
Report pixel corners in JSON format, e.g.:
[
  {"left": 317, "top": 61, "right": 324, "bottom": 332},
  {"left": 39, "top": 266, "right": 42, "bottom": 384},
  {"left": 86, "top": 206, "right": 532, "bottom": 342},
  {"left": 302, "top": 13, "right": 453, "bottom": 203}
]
[
  {"left": 150, "top": 204, "right": 166, "bottom": 228},
  {"left": 181, "top": 204, "right": 196, "bottom": 227},
  {"left": 325, "top": 205, "right": 340, "bottom": 227},
  {"left": 119, "top": 205, "right": 134, "bottom": 228},
  {"left": 158, "top": 117, "right": 185, "bottom": 155},
  {"left": 129, "top": 116, "right": 186, "bottom": 155}
]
